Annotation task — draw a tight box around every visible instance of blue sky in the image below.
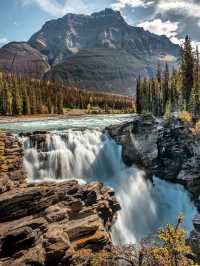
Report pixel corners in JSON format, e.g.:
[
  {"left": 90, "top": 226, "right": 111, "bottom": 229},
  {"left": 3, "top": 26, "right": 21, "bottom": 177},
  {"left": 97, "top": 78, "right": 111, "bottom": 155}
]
[{"left": 1, "top": 0, "right": 200, "bottom": 47}]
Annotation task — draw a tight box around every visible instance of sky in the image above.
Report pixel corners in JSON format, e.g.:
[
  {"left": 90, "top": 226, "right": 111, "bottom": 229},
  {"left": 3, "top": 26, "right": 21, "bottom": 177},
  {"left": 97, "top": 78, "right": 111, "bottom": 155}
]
[{"left": 0, "top": 0, "right": 200, "bottom": 48}]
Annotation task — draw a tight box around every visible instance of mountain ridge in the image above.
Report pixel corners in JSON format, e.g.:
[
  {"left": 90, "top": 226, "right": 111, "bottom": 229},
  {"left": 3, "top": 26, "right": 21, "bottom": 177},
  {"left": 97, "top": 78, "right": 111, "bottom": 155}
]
[{"left": 0, "top": 8, "right": 180, "bottom": 95}]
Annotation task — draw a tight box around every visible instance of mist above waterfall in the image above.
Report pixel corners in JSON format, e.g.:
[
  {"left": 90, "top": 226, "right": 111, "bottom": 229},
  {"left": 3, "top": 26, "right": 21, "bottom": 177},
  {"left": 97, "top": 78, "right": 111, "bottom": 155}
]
[{"left": 22, "top": 129, "right": 196, "bottom": 245}]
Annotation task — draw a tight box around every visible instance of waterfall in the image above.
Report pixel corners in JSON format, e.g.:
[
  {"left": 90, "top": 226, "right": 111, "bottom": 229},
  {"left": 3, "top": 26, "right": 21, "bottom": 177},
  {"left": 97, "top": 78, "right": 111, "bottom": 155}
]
[{"left": 22, "top": 129, "right": 196, "bottom": 245}]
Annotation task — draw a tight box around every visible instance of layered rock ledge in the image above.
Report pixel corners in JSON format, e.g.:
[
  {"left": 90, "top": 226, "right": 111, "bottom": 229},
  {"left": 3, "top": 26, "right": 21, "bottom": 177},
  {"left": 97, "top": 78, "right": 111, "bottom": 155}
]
[{"left": 0, "top": 131, "right": 120, "bottom": 266}]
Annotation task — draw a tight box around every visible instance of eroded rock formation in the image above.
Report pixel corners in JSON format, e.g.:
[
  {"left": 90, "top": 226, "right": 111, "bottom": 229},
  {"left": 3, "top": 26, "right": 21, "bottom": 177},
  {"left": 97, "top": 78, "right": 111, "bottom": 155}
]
[{"left": 0, "top": 131, "right": 26, "bottom": 193}]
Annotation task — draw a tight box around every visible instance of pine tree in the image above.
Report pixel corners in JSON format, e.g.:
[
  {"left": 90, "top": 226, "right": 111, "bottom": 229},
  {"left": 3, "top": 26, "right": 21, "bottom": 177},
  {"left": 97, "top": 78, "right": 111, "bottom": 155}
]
[
  {"left": 24, "top": 93, "right": 31, "bottom": 115},
  {"left": 157, "top": 63, "right": 162, "bottom": 83},
  {"left": 5, "top": 88, "right": 13, "bottom": 116},
  {"left": 136, "top": 76, "right": 142, "bottom": 114},
  {"left": 57, "top": 90, "right": 64, "bottom": 114},
  {"left": 13, "top": 86, "right": 23, "bottom": 115},
  {"left": 181, "top": 36, "right": 194, "bottom": 110},
  {"left": 162, "top": 63, "right": 170, "bottom": 110},
  {"left": 193, "top": 46, "right": 200, "bottom": 115},
  {"left": 31, "top": 92, "right": 37, "bottom": 114}
]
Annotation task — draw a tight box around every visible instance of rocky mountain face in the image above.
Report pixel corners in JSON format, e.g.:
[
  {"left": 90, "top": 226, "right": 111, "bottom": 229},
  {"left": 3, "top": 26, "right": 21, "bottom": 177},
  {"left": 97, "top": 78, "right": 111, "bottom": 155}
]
[
  {"left": 0, "top": 131, "right": 120, "bottom": 266},
  {"left": 29, "top": 9, "right": 179, "bottom": 66},
  {"left": 0, "top": 42, "right": 50, "bottom": 79},
  {"left": 0, "top": 9, "right": 180, "bottom": 95}
]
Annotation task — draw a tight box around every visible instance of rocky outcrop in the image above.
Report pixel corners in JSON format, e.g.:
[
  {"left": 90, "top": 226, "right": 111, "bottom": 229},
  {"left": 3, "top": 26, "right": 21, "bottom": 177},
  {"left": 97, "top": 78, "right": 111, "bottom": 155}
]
[
  {"left": 0, "top": 131, "right": 120, "bottom": 266},
  {"left": 0, "top": 42, "right": 50, "bottom": 78},
  {"left": 107, "top": 114, "right": 199, "bottom": 194},
  {"left": 0, "top": 131, "right": 26, "bottom": 193},
  {"left": 189, "top": 215, "right": 200, "bottom": 262},
  {"left": 107, "top": 114, "right": 200, "bottom": 261},
  {"left": 0, "top": 181, "right": 120, "bottom": 266}
]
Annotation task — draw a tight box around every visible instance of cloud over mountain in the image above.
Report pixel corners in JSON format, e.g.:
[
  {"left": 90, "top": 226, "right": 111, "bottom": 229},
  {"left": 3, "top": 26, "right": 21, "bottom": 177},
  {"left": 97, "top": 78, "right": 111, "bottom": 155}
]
[{"left": 20, "top": 0, "right": 90, "bottom": 16}]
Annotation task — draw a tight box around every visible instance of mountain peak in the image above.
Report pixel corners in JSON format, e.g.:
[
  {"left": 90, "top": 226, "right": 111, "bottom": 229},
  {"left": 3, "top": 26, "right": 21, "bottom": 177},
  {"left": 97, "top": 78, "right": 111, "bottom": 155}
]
[{"left": 91, "top": 8, "right": 122, "bottom": 18}]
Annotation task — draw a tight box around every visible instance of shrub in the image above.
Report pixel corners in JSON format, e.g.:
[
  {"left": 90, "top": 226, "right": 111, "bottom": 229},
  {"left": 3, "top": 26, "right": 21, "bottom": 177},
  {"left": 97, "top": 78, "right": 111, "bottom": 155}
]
[
  {"left": 79, "top": 215, "right": 198, "bottom": 266},
  {"left": 190, "top": 120, "right": 200, "bottom": 135},
  {"left": 178, "top": 111, "right": 192, "bottom": 123},
  {"left": 141, "top": 214, "right": 198, "bottom": 266}
]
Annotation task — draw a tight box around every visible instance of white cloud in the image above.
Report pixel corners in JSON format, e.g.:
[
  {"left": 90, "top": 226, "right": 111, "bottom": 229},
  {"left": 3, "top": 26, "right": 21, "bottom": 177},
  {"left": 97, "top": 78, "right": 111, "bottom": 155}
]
[
  {"left": 170, "top": 36, "right": 184, "bottom": 45},
  {"left": 137, "top": 19, "right": 198, "bottom": 48},
  {"left": 20, "top": 0, "right": 89, "bottom": 17},
  {"left": 138, "top": 19, "right": 179, "bottom": 38},
  {"left": 157, "top": 0, "right": 200, "bottom": 19},
  {"left": 0, "top": 38, "right": 9, "bottom": 45},
  {"left": 168, "top": 36, "right": 200, "bottom": 49},
  {"left": 111, "top": 0, "right": 153, "bottom": 11},
  {"left": 191, "top": 40, "right": 200, "bottom": 49}
]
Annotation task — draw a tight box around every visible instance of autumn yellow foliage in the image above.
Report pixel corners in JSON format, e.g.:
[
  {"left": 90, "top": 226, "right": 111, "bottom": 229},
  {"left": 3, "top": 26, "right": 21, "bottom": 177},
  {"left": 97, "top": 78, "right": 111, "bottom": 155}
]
[
  {"left": 143, "top": 214, "right": 198, "bottom": 266},
  {"left": 178, "top": 111, "right": 192, "bottom": 123},
  {"left": 78, "top": 215, "right": 198, "bottom": 266},
  {"left": 190, "top": 120, "right": 200, "bottom": 135}
]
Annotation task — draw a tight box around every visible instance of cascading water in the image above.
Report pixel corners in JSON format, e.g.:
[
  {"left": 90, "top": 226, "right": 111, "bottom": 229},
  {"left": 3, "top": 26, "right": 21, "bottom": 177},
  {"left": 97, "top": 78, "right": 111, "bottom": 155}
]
[{"left": 22, "top": 129, "right": 196, "bottom": 245}]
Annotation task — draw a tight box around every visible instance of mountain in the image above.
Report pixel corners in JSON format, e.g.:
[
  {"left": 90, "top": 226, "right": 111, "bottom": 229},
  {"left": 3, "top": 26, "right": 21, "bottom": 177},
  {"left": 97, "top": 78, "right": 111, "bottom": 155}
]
[
  {"left": 0, "top": 9, "right": 180, "bottom": 95},
  {"left": 0, "top": 42, "right": 50, "bottom": 79}
]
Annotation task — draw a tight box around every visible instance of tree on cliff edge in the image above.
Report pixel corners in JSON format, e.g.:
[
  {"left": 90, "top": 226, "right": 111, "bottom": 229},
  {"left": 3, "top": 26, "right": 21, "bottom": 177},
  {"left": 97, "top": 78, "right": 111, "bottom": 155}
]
[{"left": 181, "top": 36, "right": 194, "bottom": 110}]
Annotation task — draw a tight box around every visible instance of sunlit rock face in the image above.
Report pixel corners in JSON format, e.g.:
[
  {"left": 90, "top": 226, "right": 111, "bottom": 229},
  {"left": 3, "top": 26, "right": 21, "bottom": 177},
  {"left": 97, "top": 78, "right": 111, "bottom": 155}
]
[{"left": 29, "top": 8, "right": 179, "bottom": 66}]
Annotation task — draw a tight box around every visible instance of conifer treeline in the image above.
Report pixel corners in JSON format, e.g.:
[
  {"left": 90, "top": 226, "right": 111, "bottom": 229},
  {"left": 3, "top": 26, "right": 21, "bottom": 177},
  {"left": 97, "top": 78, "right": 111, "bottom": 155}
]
[
  {"left": 136, "top": 36, "right": 200, "bottom": 116},
  {"left": 0, "top": 72, "right": 133, "bottom": 116}
]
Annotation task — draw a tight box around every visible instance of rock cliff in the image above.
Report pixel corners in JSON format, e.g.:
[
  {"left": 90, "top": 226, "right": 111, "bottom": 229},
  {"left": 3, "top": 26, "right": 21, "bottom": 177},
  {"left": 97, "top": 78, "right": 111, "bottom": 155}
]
[
  {"left": 107, "top": 115, "right": 200, "bottom": 195},
  {"left": 0, "top": 131, "right": 120, "bottom": 266},
  {"left": 107, "top": 114, "right": 200, "bottom": 260}
]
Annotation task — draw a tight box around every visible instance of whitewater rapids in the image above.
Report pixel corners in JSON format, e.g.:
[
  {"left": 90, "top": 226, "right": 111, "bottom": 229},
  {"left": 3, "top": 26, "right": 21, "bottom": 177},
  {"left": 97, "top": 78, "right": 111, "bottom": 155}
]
[{"left": 22, "top": 129, "right": 196, "bottom": 244}]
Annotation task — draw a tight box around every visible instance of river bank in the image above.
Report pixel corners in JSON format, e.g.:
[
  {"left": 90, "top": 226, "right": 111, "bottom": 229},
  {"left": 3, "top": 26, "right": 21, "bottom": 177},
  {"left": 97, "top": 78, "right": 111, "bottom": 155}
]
[
  {"left": 0, "top": 109, "right": 87, "bottom": 123},
  {"left": 0, "top": 109, "right": 133, "bottom": 124}
]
